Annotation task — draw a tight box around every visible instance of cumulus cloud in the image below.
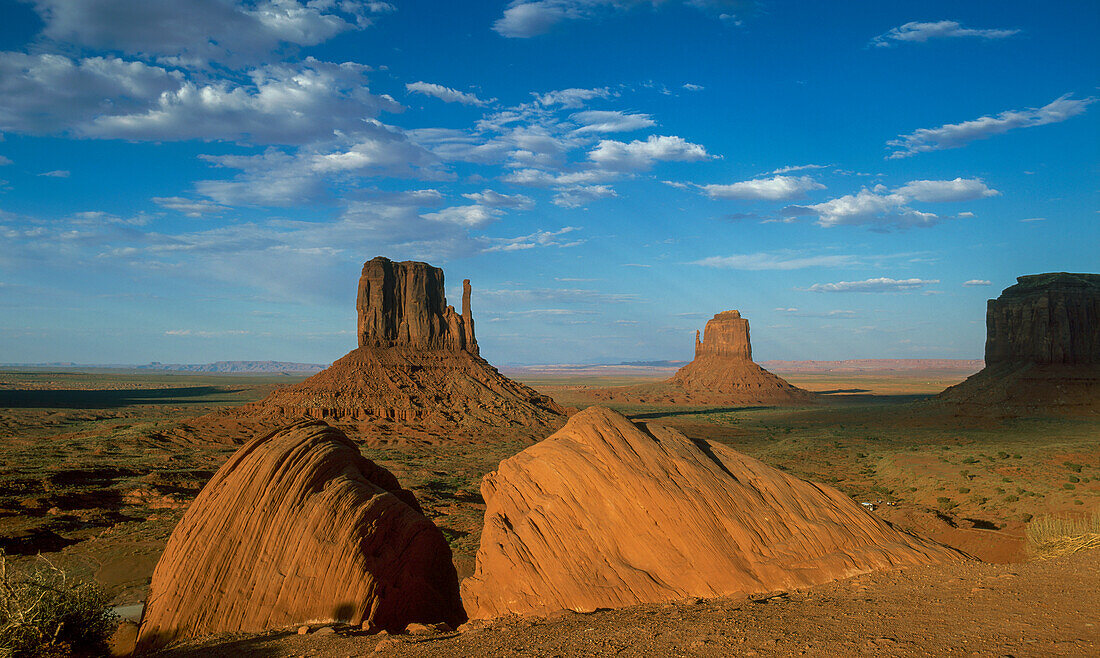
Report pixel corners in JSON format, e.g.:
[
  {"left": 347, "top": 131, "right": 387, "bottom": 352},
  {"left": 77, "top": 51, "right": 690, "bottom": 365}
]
[
  {"left": 682, "top": 83, "right": 704, "bottom": 91},
  {"left": 28, "top": 0, "right": 391, "bottom": 66},
  {"left": 871, "top": 20, "right": 1020, "bottom": 48},
  {"left": 535, "top": 87, "right": 613, "bottom": 108},
  {"left": 553, "top": 185, "right": 618, "bottom": 208},
  {"left": 406, "top": 81, "right": 490, "bottom": 106},
  {"left": 493, "top": 0, "right": 760, "bottom": 38},
  {"left": 692, "top": 251, "right": 858, "bottom": 270},
  {"left": 888, "top": 94, "right": 1095, "bottom": 158},
  {"left": 805, "top": 189, "right": 938, "bottom": 229},
  {"left": 152, "top": 196, "right": 228, "bottom": 217},
  {"left": 702, "top": 175, "right": 824, "bottom": 201},
  {"left": 963, "top": 279, "right": 992, "bottom": 286},
  {"left": 461, "top": 189, "right": 534, "bottom": 209},
  {"left": 421, "top": 205, "right": 501, "bottom": 228},
  {"left": 588, "top": 135, "right": 711, "bottom": 171},
  {"left": 805, "top": 277, "right": 940, "bottom": 293},
  {"left": 0, "top": 54, "right": 401, "bottom": 144},
  {"left": 892, "top": 177, "right": 999, "bottom": 202},
  {"left": 570, "top": 110, "right": 656, "bottom": 133}
]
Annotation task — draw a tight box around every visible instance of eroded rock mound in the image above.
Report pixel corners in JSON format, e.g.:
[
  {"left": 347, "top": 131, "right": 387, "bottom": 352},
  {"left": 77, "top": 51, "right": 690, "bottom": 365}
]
[
  {"left": 462, "top": 407, "right": 964, "bottom": 620},
  {"left": 937, "top": 273, "right": 1100, "bottom": 415},
  {"left": 590, "top": 310, "right": 813, "bottom": 405},
  {"left": 210, "top": 257, "right": 563, "bottom": 438},
  {"left": 136, "top": 420, "right": 464, "bottom": 651}
]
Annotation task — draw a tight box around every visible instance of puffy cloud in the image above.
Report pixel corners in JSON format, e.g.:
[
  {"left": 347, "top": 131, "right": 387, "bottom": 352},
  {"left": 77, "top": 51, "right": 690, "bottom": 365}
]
[
  {"left": 588, "top": 134, "right": 711, "bottom": 171},
  {"left": 805, "top": 189, "right": 938, "bottom": 229},
  {"left": 0, "top": 54, "right": 401, "bottom": 144},
  {"left": 888, "top": 94, "right": 1095, "bottom": 158},
  {"left": 692, "top": 251, "right": 858, "bottom": 270},
  {"left": 152, "top": 196, "right": 228, "bottom": 217},
  {"left": 28, "top": 0, "right": 391, "bottom": 66},
  {"left": 493, "top": 1, "right": 760, "bottom": 38},
  {"left": 702, "top": 175, "right": 824, "bottom": 201},
  {"left": 871, "top": 21, "right": 1019, "bottom": 48},
  {"left": 963, "top": 279, "right": 992, "bottom": 286},
  {"left": 535, "top": 87, "right": 613, "bottom": 109},
  {"left": 682, "top": 83, "right": 704, "bottom": 91},
  {"left": 893, "top": 177, "right": 999, "bottom": 202},
  {"left": 805, "top": 278, "right": 940, "bottom": 293},
  {"left": 421, "top": 205, "right": 501, "bottom": 228},
  {"left": 461, "top": 189, "right": 534, "bottom": 209},
  {"left": 570, "top": 110, "right": 655, "bottom": 133},
  {"left": 503, "top": 168, "right": 616, "bottom": 186},
  {"left": 406, "top": 81, "right": 490, "bottom": 106},
  {"left": 552, "top": 184, "right": 617, "bottom": 208}
]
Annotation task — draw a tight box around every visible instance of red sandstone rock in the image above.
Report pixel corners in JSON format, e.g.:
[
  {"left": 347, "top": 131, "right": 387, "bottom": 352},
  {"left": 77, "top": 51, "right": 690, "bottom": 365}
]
[
  {"left": 938, "top": 273, "right": 1100, "bottom": 415},
  {"left": 136, "top": 421, "right": 464, "bottom": 652},
  {"left": 590, "top": 310, "right": 813, "bottom": 405},
  {"left": 461, "top": 407, "right": 965, "bottom": 620}
]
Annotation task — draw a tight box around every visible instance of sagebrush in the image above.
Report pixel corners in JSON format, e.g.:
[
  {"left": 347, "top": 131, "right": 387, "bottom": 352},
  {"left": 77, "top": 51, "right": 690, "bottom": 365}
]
[
  {"left": 0, "top": 552, "right": 118, "bottom": 658},
  {"left": 1025, "top": 507, "right": 1100, "bottom": 559}
]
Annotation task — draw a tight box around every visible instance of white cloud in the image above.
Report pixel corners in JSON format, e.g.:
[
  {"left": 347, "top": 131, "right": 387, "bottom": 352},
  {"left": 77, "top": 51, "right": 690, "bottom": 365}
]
[
  {"left": 406, "top": 81, "right": 490, "bottom": 106},
  {"left": 28, "top": 0, "right": 389, "bottom": 66},
  {"left": 552, "top": 184, "right": 618, "bottom": 208},
  {"left": 769, "top": 163, "right": 828, "bottom": 175},
  {"left": 1020, "top": 217, "right": 1046, "bottom": 222},
  {"left": 892, "top": 177, "right": 999, "bottom": 202},
  {"left": 588, "top": 135, "right": 711, "bottom": 171},
  {"left": 38, "top": 169, "right": 70, "bottom": 178},
  {"left": 692, "top": 251, "right": 858, "bottom": 270},
  {"left": 806, "top": 189, "right": 939, "bottom": 229},
  {"left": 0, "top": 156, "right": 12, "bottom": 166},
  {"left": 963, "top": 279, "right": 992, "bottom": 286},
  {"left": 682, "top": 83, "right": 704, "bottom": 91},
  {"left": 888, "top": 94, "right": 1095, "bottom": 158},
  {"left": 535, "top": 87, "right": 612, "bottom": 108},
  {"left": 871, "top": 20, "right": 1020, "bottom": 48},
  {"left": 702, "top": 175, "right": 824, "bottom": 201},
  {"left": 461, "top": 189, "right": 534, "bottom": 209},
  {"left": 805, "top": 277, "right": 940, "bottom": 293},
  {"left": 481, "top": 226, "right": 583, "bottom": 252},
  {"left": 570, "top": 110, "right": 656, "bottom": 133},
  {"left": 152, "top": 196, "right": 228, "bottom": 217},
  {"left": 421, "top": 205, "right": 501, "bottom": 228},
  {"left": 493, "top": 1, "right": 760, "bottom": 38},
  {"left": 503, "top": 168, "right": 616, "bottom": 187}
]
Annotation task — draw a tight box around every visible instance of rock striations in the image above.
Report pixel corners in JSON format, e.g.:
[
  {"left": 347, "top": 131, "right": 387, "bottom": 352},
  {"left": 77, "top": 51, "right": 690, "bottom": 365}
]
[
  {"left": 226, "top": 257, "right": 563, "bottom": 434},
  {"left": 136, "top": 420, "right": 464, "bottom": 652},
  {"left": 937, "top": 272, "right": 1100, "bottom": 415},
  {"left": 591, "top": 310, "right": 813, "bottom": 405},
  {"left": 462, "top": 407, "right": 964, "bottom": 620}
]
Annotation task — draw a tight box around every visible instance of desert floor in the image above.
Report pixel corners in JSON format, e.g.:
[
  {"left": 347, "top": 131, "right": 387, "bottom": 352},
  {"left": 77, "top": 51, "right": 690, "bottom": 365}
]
[{"left": 0, "top": 365, "right": 1097, "bottom": 655}]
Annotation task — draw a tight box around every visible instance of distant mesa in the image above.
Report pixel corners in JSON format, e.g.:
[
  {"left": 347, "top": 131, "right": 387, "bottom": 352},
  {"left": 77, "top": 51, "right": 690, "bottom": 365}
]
[
  {"left": 204, "top": 257, "right": 564, "bottom": 439},
  {"left": 590, "top": 309, "right": 814, "bottom": 404},
  {"left": 937, "top": 272, "right": 1100, "bottom": 415},
  {"left": 461, "top": 407, "right": 965, "bottom": 620},
  {"left": 137, "top": 420, "right": 464, "bottom": 652},
  {"left": 137, "top": 360, "right": 328, "bottom": 373}
]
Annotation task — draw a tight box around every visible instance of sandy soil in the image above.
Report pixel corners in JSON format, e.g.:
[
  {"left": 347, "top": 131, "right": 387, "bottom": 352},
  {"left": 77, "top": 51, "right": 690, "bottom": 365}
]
[{"left": 158, "top": 547, "right": 1100, "bottom": 657}]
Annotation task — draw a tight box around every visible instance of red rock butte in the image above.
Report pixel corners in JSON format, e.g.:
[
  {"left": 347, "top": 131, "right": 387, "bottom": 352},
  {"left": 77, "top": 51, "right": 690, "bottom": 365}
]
[
  {"left": 136, "top": 421, "right": 464, "bottom": 652},
  {"left": 937, "top": 272, "right": 1100, "bottom": 415},
  {"left": 461, "top": 407, "right": 965, "bottom": 620},
  {"left": 591, "top": 309, "right": 814, "bottom": 405},
  {"left": 226, "top": 257, "right": 564, "bottom": 433}
]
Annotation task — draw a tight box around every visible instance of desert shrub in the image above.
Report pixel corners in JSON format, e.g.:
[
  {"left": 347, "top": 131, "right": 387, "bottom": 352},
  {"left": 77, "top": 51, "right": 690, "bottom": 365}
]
[
  {"left": 1026, "top": 508, "right": 1100, "bottom": 558},
  {"left": 997, "top": 452, "right": 1010, "bottom": 460},
  {"left": 1064, "top": 462, "right": 1083, "bottom": 473},
  {"left": 0, "top": 552, "right": 117, "bottom": 658},
  {"left": 1004, "top": 495, "right": 1019, "bottom": 503},
  {"left": 957, "top": 487, "right": 970, "bottom": 494},
  {"left": 1068, "top": 475, "right": 1080, "bottom": 483},
  {"left": 1063, "top": 483, "right": 1076, "bottom": 490},
  {"left": 962, "top": 457, "right": 979, "bottom": 464},
  {"left": 936, "top": 496, "right": 957, "bottom": 510}
]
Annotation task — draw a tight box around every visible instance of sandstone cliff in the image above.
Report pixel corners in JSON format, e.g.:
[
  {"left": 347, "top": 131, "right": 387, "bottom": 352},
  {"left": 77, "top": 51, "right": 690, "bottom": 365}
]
[
  {"left": 937, "top": 273, "right": 1100, "bottom": 415},
  {"left": 462, "top": 407, "right": 964, "bottom": 620},
  {"left": 137, "top": 421, "right": 464, "bottom": 651}
]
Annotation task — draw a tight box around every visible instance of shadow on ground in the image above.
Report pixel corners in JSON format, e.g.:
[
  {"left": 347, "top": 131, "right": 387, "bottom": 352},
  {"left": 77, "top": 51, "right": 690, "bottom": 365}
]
[{"left": 0, "top": 386, "right": 237, "bottom": 409}]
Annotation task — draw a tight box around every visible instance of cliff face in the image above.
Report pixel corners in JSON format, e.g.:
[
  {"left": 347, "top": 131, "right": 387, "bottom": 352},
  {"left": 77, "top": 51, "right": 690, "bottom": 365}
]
[
  {"left": 356, "top": 257, "right": 478, "bottom": 355},
  {"left": 985, "top": 273, "right": 1100, "bottom": 366},
  {"left": 694, "top": 310, "right": 752, "bottom": 360}
]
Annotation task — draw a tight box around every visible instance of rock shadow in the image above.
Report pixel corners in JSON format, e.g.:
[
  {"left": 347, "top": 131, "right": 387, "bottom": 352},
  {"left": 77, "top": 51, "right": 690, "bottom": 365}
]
[{"left": 0, "top": 386, "right": 236, "bottom": 409}]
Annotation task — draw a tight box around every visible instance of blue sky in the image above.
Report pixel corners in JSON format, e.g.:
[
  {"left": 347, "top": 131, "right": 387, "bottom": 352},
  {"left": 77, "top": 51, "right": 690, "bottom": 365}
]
[{"left": 0, "top": 0, "right": 1097, "bottom": 365}]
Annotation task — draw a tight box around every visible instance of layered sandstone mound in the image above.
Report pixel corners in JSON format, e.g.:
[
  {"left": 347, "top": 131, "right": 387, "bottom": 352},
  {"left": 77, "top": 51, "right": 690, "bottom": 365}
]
[
  {"left": 225, "top": 257, "right": 563, "bottom": 433},
  {"left": 590, "top": 310, "right": 813, "bottom": 405},
  {"left": 136, "top": 421, "right": 464, "bottom": 651},
  {"left": 937, "top": 273, "right": 1100, "bottom": 415},
  {"left": 462, "top": 407, "right": 964, "bottom": 620}
]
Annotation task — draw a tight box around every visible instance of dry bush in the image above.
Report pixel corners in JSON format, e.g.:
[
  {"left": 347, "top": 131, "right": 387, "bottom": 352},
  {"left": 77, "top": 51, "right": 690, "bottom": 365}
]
[
  {"left": 0, "top": 552, "right": 118, "bottom": 658},
  {"left": 1026, "top": 507, "right": 1100, "bottom": 559}
]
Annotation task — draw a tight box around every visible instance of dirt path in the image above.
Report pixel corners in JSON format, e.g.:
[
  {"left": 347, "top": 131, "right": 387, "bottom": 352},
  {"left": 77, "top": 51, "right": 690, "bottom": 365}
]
[{"left": 161, "top": 548, "right": 1100, "bottom": 657}]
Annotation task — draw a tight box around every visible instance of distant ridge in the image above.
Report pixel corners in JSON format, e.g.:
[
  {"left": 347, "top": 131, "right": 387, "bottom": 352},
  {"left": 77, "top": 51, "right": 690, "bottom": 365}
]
[
  {"left": 138, "top": 361, "right": 328, "bottom": 373},
  {"left": 761, "top": 359, "right": 984, "bottom": 374}
]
